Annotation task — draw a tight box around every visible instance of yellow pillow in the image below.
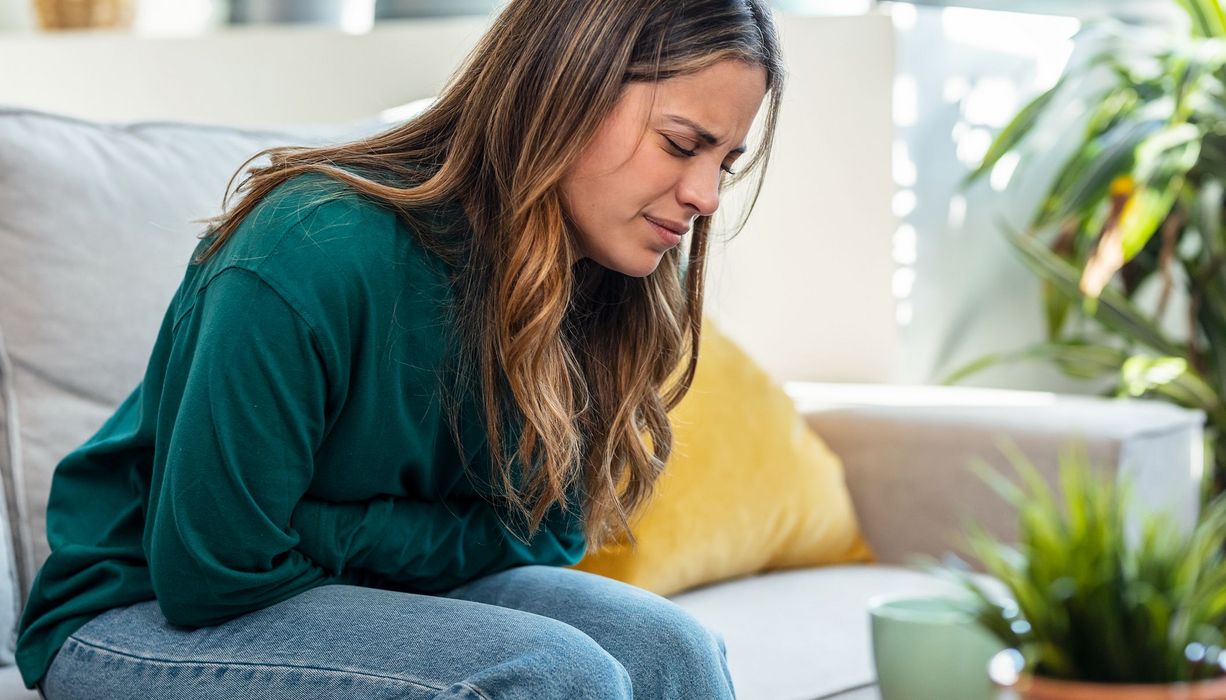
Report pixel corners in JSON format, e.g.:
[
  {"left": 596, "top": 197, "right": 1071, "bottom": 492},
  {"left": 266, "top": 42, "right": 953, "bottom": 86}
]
[{"left": 569, "top": 316, "right": 875, "bottom": 596}]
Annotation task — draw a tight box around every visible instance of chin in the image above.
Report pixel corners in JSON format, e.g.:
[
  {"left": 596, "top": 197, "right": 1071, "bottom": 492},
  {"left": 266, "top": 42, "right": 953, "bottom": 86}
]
[{"left": 593, "top": 251, "right": 662, "bottom": 278}]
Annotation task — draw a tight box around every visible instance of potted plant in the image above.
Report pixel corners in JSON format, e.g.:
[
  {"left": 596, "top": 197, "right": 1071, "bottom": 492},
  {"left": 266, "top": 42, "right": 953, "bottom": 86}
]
[
  {"left": 938, "top": 439, "right": 1226, "bottom": 698},
  {"left": 945, "top": 0, "right": 1226, "bottom": 501}
]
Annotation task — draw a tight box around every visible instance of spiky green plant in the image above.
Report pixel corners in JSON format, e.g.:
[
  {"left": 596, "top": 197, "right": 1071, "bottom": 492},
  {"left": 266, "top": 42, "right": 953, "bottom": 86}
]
[
  {"left": 944, "top": 0, "right": 1226, "bottom": 500},
  {"left": 938, "top": 440, "right": 1226, "bottom": 682}
]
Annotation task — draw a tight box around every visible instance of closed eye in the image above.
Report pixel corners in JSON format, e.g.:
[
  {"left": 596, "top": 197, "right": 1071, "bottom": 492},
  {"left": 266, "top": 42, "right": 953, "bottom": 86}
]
[{"left": 663, "top": 136, "right": 738, "bottom": 175}]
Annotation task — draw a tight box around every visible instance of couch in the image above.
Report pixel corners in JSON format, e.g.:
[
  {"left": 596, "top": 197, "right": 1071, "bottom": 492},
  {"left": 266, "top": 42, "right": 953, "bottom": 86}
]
[{"left": 0, "top": 13, "right": 1208, "bottom": 700}]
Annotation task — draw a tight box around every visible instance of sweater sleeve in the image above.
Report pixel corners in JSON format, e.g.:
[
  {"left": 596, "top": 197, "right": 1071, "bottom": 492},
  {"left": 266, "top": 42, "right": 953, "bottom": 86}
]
[
  {"left": 143, "top": 267, "right": 355, "bottom": 628},
  {"left": 289, "top": 493, "right": 588, "bottom": 593}
]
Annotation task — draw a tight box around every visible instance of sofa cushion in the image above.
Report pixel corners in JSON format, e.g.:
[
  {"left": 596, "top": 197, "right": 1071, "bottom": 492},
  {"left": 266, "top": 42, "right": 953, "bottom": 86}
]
[
  {"left": 668, "top": 563, "right": 968, "bottom": 700},
  {"left": 0, "top": 105, "right": 407, "bottom": 663},
  {"left": 0, "top": 329, "right": 19, "bottom": 665},
  {"left": 0, "top": 664, "right": 37, "bottom": 700},
  {"left": 572, "top": 317, "right": 875, "bottom": 596}
]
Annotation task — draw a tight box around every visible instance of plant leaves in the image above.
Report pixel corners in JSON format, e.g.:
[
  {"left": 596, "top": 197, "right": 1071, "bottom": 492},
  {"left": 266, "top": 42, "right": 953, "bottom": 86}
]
[
  {"left": 1003, "top": 222, "right": 1184, "bottom": 356},
  {"left": 1108, "top": 122, "right": 1201, "bottom": 264},
  {"left": 1176, "top": 0, "right": 1226, "bottom": 38},
  {"left": 944, "top": 442, "right": 1226, "bottom": 681},
  {"left": 1121, "top": 355, "right": 1221, "bottom": 411},
  {"left": 963, "top": 76, "right": 1068, "bottom": 190},
  {"left": 938, "top": 340, "right": 1129, "bottom": 387},
  {"left": 1033, "top": 118, "right": 1167, "bottom": 232}
]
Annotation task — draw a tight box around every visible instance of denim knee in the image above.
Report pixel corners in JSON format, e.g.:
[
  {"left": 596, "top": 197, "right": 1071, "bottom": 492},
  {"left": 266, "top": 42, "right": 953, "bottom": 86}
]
[
  {"left": 615, "top": 601, "right": 734, "bottom": 698},
  {"left": 547, "top": 631, "right": 634, "bottom": 698},
  {"left": 644, "top": 602, "right": 725, "bottom": 661},
  {"left": 471, "top": 621, "right": 632, "bottom": 700}
]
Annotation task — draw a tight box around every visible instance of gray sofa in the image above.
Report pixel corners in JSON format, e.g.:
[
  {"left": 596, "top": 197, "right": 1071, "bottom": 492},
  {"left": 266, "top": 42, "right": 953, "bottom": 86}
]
[{"left": 0, "top": 103, "right": 1208, "bottom": 700}]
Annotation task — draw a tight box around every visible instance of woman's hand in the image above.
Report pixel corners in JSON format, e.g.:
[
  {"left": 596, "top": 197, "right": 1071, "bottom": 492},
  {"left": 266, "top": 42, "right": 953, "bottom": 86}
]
[{"left": 288, "top": 495, "right": 368, "bottom": 576}]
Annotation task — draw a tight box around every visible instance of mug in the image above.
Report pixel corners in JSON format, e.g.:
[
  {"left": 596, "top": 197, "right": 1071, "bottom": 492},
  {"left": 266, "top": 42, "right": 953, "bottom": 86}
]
[{"left": 868, "top": 593, "right": 1005, "bottom": 700}]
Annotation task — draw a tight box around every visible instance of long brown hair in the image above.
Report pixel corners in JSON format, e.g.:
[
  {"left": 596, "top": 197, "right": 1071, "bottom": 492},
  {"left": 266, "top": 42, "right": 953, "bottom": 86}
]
[{"left": 196, "top": 0, "right": 784, "bottom": 552}]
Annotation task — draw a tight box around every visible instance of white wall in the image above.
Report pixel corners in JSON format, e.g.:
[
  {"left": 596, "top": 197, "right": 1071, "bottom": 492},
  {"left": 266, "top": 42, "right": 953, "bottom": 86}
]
[
  {"left": 887, "top": 4, "right": 1164, "bottom": 394},
  {"left": 0, "top": 0, "right": 32, "bottom": 32},
  {"left": 704, "top": 13, "right": 898, "bottom": 385}
]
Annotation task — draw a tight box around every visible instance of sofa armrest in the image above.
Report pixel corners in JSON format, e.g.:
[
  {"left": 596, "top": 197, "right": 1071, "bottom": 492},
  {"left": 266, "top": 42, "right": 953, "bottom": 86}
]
[{"left": 784, "top": 381, "right": 1207, "bottom": 567}]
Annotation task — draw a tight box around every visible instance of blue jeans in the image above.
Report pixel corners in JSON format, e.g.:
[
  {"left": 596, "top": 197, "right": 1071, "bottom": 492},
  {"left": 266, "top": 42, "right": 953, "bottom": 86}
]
[{"left": 38, "top": 565, "right": 735, "bottom": 699}]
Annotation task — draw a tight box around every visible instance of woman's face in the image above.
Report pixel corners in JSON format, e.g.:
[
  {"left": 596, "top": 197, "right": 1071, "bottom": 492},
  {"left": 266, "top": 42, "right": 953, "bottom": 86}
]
[{"left": 560, "top": 59, "right": 768, "bottom": 277}]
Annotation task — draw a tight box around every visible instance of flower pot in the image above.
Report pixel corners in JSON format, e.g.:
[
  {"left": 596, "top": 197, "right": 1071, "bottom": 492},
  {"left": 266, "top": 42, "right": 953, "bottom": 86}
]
[{"left": 989, "top": 649, "right": 1226, "bottom": 700}]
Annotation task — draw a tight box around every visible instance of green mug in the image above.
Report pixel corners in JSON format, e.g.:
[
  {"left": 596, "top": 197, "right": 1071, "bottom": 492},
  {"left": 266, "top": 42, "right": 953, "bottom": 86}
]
[{"left": 868, "top": 593, "right": 1005, "bottom": 700}]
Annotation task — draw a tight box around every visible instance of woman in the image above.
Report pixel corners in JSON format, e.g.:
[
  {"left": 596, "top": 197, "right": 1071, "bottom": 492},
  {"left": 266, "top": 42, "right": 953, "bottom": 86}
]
[{"left": 16, "top": 0, "right": 782, "bottom": 697}]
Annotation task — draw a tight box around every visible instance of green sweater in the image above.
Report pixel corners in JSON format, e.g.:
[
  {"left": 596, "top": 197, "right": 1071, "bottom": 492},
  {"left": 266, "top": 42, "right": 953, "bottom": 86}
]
[{"left": 14, "top": 173, "right": 587, "bottom": 690}]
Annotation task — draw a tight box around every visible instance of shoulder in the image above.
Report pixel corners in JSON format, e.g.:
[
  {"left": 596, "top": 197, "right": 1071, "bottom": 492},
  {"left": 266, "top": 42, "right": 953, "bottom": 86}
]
[
  {"left": 187, "top": 171, "right": 457, "bottom": 360},
  {"left": 205, "top": 171, "right": 452, "bottom": 303},
  {"left": 209, "top": 171, "right": 404, "bottom": 275}
]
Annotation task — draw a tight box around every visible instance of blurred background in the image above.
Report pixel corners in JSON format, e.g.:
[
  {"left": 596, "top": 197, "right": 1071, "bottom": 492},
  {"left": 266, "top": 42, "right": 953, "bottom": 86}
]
[
  {"left": 2, "top": 0, "right": 1217, "bottom": 413},
  {"left": 4, "top": 7, "right": 1218, "bottom": 700}
]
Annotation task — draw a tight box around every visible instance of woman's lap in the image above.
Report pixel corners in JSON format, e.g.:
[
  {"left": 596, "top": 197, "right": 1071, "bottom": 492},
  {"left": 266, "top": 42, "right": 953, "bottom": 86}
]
[
  {"left": 41, "top": 565, "right": 734, "bottom": 700},
  {"left": 444, "top": 565, "right": 734, "bottom": 699}
]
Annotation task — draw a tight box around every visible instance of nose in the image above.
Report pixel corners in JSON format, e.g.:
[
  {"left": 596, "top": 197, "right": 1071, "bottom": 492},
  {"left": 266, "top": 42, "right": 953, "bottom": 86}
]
[{"left": 676, "top": 163, "right": 721, "bottom": 218}]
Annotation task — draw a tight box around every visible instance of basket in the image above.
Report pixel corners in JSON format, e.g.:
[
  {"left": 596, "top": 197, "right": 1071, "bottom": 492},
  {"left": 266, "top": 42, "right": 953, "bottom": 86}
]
[{"left": 33, "top": 0, "right": 136, "bottom": 30}]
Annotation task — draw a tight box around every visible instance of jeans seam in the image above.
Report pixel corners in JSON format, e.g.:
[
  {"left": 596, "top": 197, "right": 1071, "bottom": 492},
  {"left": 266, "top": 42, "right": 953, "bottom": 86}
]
[
  {"left": 62, "top": 635, "right": 448, "bottom": 693},
  {"left": 458, "top": 680, "right": 495, "bottom": 700}
]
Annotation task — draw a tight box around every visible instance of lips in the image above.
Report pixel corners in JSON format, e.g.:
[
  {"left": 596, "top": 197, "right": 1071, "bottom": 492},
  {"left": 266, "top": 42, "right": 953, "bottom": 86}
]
[
  {"left": 644, "top": 215, "right": 688, "bottom": 236},
  {"left": 645, "top": 216, "right": 685, "bottom": 249}
]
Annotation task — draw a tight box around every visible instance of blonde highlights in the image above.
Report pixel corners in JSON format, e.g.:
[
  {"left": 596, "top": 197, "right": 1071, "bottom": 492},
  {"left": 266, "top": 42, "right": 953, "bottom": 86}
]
[{"left": 195, "top": 0, "right": 784, "bottom": 552}]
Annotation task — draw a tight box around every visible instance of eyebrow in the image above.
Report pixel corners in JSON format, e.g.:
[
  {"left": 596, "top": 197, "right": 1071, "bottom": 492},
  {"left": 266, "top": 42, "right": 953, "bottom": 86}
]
[{"left": 663, "top": 114, "right": 747, "bottom": 155}]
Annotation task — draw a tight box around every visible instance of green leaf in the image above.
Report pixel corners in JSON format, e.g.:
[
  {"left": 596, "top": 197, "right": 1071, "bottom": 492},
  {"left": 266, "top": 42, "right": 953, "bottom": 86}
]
[
  {"left": 1193, "top": 178, "right": 1225, "bottom": 258},
  {"left": 1121, "top": 355, "right": 1222, "bottom": 411},
  {"left": 1043, "top": 278, "right": 1072, "bottom": 339},
  {"left": 1032, "top": 119, "right": 1165, "bottom": 232},
  {"left": 1114, "top": 122, "right": 1201, "bottom": 261},
  {"left": 1002, "top": 223, "right": 1184, "bottom": 356},
  {"left": 1122, "top": 355, "right": 1188, "bottom": 394},
  {"left": 1133, "top": 121, "right": 1201, "bottom": 184},
  {"left": 1086, "top": 87, "right": 1141, "bottom": 141},
  {"left": 1118, "top": 186, "right": 1180, "bottom": 262},
  {"left": 1176, "top": 0, "right": 1226, "bottom": 38},
  {"left": 962, "top": 76, "right": 1068, "bottom": 190},
  {"left": 969, "top": 456, "right": 1025, "bottom": 508},
  {"left": 1171, "top": 40, "right": 1226, "bottom": 121},
  {"left": 938, "top": 340, "right": 1129, "bottom": 386}
]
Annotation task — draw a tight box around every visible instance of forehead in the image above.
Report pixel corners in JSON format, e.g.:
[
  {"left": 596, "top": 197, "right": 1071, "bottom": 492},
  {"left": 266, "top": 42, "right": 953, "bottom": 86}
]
[{"left": 647, "top": 60, "right": 767, "bottom": 139}]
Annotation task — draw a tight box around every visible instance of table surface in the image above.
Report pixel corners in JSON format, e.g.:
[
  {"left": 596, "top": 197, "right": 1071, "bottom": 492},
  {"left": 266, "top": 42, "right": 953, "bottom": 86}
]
[{"left": 823, "top": 684, "right": 880, "bottom": 700}]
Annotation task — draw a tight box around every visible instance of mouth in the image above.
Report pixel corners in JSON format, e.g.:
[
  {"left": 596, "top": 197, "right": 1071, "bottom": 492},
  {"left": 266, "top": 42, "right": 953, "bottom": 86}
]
[
  {"left": 644, "top": 215, "right": 688, "bottom": 236},
  {"left": 645, "top": 215, "right": 684, "bottom": 248}
]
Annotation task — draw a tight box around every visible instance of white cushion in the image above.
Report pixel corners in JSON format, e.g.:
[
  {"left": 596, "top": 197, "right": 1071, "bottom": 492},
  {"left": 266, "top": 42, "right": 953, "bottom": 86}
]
[
  {"left": 0, "top": 664, "right": 37, "bottom": 699},
  {"left": 670, "top": 564, "right": 968, "bottom": 700}
]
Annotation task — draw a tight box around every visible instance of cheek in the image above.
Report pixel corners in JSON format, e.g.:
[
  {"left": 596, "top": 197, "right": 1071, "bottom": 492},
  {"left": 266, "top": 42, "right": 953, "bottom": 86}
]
[
  {"left": 605, "top": 145, "right": 677, "bottom": 203},
  {"left": 563, "top": 129, "right": 683, "bottom": 235},
  {"left": 570, "top": 145, "right": 663, "bottom": 220},
  {"left": 634, "top": 148, "right": 681, "bottom": 193}
]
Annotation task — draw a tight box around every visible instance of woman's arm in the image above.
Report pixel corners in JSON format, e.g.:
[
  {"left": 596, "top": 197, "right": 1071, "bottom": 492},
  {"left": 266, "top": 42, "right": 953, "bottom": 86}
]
[
  {"left": 289, "top": 493, "right": 587, "bottom": 592},
  {"left": 143, "top": 267, "right": 356, "bottom": 628}
]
